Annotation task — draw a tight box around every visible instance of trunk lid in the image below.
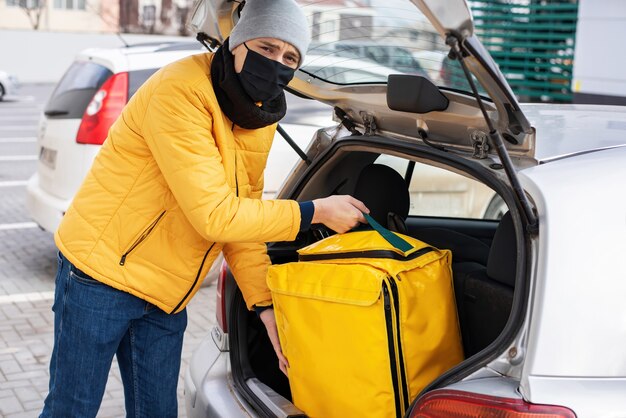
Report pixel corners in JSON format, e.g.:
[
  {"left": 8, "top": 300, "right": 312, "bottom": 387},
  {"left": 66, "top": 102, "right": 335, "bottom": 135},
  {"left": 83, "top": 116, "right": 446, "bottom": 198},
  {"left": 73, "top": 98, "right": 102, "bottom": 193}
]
[{"left": 188, "top": 0, "right": 535, "bottom": 158}]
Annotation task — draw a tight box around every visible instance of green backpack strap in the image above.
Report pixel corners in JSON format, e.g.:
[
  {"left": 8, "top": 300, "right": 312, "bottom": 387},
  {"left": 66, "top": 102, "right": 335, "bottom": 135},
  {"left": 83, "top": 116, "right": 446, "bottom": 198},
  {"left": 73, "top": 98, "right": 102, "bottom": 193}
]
[{"left": 363, "top": 213, "right": 413, "bottom": 253}]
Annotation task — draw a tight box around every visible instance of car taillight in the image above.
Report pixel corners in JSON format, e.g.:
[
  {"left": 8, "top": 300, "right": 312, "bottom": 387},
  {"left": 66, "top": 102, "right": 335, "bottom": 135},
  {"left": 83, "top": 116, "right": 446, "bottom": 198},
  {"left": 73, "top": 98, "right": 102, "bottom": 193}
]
[
  {"left": 76, "top": 72, "right": 128, "bottom": 145},
  {"left": 216, "top": 260, "right": 228, "bottom": 333},
  {"left": 410, "top": 390, "right": 576, "bottom": 418}
]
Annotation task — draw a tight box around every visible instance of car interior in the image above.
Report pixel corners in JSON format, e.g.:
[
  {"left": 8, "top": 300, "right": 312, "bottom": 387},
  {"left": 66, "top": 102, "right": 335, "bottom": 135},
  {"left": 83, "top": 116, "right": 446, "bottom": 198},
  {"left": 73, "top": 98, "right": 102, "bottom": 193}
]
[{"left": 225, "top": 139, "right": 518, "bottom": 404}]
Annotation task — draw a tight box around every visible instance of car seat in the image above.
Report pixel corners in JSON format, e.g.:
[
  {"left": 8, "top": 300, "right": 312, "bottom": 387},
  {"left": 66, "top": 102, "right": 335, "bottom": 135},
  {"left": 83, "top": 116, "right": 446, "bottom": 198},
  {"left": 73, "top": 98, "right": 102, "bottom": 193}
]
[
  {"left": 352, "top": 163, "right": 490, "bottom": 265},
  {"left": 353, "top": 163, "right": 410, "bottom": 234},
  {"left": 452, "top": 211, "right": 517, "bottom": 357},
  {"left": 353, "top": 163, "right": 515, "bottom": 357}
]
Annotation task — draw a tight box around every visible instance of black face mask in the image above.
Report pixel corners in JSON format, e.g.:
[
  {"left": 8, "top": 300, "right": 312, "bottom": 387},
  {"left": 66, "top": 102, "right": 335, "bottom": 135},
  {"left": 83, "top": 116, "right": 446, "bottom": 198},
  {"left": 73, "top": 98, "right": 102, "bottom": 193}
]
[{"left": 237, "top": 43, "right": 296, "bottom": 102}]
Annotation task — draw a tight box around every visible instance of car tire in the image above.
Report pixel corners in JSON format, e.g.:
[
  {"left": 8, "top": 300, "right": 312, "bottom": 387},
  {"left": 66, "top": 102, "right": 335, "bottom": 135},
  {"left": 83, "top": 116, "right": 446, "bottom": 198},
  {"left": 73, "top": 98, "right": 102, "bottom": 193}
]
[
  {"left": 0, "top": 83, "right": 5, "bottom": 101},
  {"left": 483, "top": 194, "right": 507, "bottom": 220}
]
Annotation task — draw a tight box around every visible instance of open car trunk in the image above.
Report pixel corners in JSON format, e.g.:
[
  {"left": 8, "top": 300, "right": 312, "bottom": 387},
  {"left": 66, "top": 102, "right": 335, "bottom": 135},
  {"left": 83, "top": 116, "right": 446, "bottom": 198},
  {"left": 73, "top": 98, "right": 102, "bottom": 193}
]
[{"left": 226, "top": 130, "right": 531, "bottom": 417}]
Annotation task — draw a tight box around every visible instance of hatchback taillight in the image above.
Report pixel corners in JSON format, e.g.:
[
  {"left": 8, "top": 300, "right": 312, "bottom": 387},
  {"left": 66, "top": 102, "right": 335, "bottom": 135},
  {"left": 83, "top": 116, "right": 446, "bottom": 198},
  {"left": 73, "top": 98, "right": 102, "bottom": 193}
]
[
  {"left": 410, "top": 390, "right": 576, "bottom": 418},
  {"left": 216, "top": 260, "right": 229, "bottom": 333},
  {"left": 76, "top": 72, "right": 128, "bottom": 145}
]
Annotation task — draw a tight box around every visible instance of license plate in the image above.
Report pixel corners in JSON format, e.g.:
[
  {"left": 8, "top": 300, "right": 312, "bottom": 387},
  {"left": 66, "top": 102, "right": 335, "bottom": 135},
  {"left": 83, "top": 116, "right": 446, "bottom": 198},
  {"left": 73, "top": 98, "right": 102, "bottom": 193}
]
[{"left": 39, "top": 147, "right": 57, "bottom": 170}]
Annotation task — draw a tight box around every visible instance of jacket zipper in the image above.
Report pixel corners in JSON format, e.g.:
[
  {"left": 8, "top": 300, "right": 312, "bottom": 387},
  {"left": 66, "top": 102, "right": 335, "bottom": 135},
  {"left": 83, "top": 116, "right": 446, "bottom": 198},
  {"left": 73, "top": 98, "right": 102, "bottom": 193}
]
[
  {"left": 389, "top": 276, "right": 410, "bottom": 414},
  {"left": 235, "top": 156, "right": 239, "bottom": 196},
  {"left": 119, "top": 211, "right": 166, "bottom": 266},
  {"left": 299, "top": 247, "right": 434, "bottom": 262},
  {"left": 173, "top": 121, "right": 232, "bottom": 313},
  {"left": 231, "top": 121, "right": 239, "bottom": 196},
  {"left": 383, "top": 282, "right": 402, "bottom": 418},
  {"left": 170, "top": 242, "right": 215, "bottom": 314}
]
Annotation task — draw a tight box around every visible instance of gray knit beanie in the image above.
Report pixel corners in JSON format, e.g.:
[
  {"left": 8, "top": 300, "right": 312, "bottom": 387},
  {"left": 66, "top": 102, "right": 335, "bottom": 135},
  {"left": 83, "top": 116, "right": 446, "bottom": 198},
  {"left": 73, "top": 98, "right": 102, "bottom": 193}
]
[{"left": 228, "top": 0, "right": 311, "bottom": 66}]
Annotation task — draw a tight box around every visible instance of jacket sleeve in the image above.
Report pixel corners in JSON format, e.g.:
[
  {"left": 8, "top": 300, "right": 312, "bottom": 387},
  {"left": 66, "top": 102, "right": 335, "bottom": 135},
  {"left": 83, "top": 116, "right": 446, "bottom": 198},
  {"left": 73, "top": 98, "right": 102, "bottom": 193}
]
[
  {"left": 222, "top": 172, "right": 273, "bottom": 310},
  {"left": 222, "top": 241, "right": 271, "bottom": 310},
  {"left": 141, "top": 71, "right": 301, "bottom": 244}
]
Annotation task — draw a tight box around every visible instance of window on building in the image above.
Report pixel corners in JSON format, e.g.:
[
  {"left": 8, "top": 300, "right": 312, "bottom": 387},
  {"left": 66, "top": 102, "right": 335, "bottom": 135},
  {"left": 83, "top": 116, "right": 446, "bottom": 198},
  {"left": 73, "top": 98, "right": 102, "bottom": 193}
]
[
  {"left": 7, "top": 0, "right": 43, "bottom": 7},
  {"left": 53, "top": 0, "right": 86, "bottom": 10},
  {"left": 142, "top": 5, "right": 156, "bottom": 27}
]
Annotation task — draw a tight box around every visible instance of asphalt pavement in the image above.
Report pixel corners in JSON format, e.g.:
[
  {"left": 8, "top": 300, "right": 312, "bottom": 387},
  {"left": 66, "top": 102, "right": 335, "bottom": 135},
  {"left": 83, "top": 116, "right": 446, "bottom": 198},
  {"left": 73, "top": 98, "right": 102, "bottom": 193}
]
[{"left": 0, "top": 85, "right": 216, "bottom": 417}]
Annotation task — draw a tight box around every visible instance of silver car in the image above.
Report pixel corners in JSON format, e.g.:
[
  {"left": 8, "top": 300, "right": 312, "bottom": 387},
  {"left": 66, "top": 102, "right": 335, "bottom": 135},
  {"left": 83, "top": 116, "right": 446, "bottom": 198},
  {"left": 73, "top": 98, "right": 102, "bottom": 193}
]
[{"left": 185, "top": 0, "right": 626, "bottom": 417}]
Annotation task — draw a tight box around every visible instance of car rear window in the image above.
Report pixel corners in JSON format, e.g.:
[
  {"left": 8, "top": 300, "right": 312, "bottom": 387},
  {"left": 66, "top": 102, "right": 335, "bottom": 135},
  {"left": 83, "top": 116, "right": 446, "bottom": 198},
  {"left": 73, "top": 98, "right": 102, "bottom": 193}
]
[
  {"left": 45, "top": 61, "right": 113, "bottom": 119},
  {"left": 128, "top": 68, "right": 159, "bottom": 98},
  {"left": 300, "top": 0, "right": 473, "bottom": 91},
  {"left": 45, "top": 60, "right": 161, "bottom": 120}
]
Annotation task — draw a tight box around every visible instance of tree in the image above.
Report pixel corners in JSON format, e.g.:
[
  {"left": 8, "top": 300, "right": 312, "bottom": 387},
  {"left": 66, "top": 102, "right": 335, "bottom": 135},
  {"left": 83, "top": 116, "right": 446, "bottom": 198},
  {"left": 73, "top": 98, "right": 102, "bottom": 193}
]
[{"left": 18, "top": 0, "right": 47, "bottom": 30}]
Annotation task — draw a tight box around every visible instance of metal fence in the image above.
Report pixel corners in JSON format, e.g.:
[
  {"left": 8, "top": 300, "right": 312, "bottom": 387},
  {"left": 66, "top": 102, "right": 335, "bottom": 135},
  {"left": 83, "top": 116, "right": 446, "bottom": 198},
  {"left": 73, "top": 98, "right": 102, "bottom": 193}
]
[{"left": 469, "top": 0, "right": 579, "bottom": 103}]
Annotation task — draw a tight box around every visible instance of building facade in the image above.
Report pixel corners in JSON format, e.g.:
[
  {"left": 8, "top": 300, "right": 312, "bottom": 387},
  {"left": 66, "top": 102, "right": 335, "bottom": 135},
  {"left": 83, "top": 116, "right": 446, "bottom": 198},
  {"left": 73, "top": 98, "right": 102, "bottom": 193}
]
[{"left": 0, "top": 0, "right": 191, "bottom": 34}]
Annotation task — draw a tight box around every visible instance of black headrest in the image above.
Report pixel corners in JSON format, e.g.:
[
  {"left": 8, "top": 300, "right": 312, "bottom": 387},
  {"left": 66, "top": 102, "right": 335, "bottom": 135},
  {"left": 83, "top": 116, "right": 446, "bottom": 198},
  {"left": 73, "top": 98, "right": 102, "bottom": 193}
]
[
  {"left": 486, "top": 212, "right": 517, "bottom": 287},
  {"left": 353, "top": 164, "right": 410, "bottom": 228}
]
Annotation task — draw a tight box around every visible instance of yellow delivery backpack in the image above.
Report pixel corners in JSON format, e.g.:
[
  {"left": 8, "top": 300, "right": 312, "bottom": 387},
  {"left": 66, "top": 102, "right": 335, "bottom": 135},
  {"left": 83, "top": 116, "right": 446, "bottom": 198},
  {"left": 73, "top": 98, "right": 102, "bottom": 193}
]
[{"left": 267, "top": 214, "right": 464, "bottom": 418}]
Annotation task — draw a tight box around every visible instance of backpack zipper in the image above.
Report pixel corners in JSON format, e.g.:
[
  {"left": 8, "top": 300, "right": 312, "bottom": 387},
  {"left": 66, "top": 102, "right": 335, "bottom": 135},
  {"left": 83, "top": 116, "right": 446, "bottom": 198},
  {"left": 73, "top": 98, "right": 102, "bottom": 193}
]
[
  {"left": 389, "top": 276, "right": 410, "bottom": 414},
  {"left": 231, "top": 121, "right": 239, "bottom": 196},
  {"left": 299, "top": 247, "right": 434, "bottom": 262},
  {"left": 119, "top": 211, "right": 166, "bottom": 266},
  {"left": 382, "top": 281, "right": 403, "bottom": 418}
]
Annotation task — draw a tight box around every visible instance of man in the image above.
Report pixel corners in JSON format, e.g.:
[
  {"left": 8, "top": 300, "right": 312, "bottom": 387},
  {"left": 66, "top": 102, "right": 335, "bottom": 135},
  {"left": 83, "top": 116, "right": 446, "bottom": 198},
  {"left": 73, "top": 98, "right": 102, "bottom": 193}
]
[{"left": 40, "top": 0, "right": 368, "bottom": 416}]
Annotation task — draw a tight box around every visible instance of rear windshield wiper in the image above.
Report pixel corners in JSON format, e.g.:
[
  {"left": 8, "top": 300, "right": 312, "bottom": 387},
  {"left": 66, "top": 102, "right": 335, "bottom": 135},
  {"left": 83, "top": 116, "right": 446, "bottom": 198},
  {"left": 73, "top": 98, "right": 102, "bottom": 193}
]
[{"left": 44, "top": 109, "right": 69, "bottom": 116}]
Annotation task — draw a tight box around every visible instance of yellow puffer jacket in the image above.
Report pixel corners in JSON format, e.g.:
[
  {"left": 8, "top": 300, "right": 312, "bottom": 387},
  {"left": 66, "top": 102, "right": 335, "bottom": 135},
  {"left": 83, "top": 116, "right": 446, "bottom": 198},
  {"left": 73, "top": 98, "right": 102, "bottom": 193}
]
[{"left": 55, "top": 53, "right": 301, "bottom": 314}]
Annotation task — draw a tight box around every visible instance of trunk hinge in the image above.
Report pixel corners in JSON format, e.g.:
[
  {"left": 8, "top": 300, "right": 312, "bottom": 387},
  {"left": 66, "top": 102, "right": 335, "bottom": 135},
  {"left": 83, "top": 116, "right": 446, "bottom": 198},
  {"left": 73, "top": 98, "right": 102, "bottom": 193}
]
[
  {"left": 196, "top": 32, "right": 220, "bottom": 51},
  {"left": 360, "top": 112, "right": 378, "bottom": 136},
  {"left": 334, "top": 107, "right": 362, "bottom": 136},
  {"left": 470, "top": 130, "right": 490, "bottom": 159}
]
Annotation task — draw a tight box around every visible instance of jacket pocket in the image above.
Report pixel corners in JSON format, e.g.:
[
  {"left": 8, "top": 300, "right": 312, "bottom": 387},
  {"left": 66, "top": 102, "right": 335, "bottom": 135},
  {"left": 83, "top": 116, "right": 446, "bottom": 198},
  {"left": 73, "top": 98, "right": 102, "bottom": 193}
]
[{"left": 119, "top": 210, "right": 166, "bottom": 266}]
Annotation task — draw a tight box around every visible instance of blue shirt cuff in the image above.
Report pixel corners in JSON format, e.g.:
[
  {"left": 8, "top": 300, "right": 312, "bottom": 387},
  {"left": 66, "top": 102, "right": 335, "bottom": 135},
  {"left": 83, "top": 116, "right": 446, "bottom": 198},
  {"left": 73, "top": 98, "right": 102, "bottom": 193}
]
[
  {"left": 298, "top": 201, "right": 314, "bottom": 231},
  {"left": 254, "top": 304, "right": 273, "bottom": 317}
]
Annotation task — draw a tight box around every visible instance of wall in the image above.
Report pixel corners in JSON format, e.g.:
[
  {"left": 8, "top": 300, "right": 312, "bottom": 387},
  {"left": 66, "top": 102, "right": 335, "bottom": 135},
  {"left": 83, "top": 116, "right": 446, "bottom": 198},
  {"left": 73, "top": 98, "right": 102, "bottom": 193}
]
[
  {"left": 0, "top": 29, "right": 193, "bottom": 83},
  {"left": 0, "top": 0, "right": 118, "bottom": 33},
  {"left": 572, "top": 0, "right": 626, "bottom": 104}
]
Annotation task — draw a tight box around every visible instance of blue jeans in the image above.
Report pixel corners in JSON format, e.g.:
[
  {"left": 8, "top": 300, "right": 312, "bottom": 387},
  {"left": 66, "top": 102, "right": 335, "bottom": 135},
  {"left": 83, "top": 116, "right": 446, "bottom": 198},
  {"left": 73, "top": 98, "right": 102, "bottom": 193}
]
[{"left": 40, "top": 252, "right": 188, "bottom": 418}]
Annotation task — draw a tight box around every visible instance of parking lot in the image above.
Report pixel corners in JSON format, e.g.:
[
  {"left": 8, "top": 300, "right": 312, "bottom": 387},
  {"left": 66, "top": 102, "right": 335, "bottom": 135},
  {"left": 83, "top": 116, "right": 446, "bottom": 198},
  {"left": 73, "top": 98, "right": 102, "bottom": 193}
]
[{"left": 0, "top": 84, "right": 216, "bottom": 417}]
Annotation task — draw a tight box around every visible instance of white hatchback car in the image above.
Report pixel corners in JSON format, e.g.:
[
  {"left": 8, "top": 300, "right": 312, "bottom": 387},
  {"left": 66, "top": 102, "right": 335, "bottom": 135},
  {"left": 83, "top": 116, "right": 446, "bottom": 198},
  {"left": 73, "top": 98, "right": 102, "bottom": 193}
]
[
  {"left": 183, "top": 1, "right": 626, "bottom": 417},
  {"left": 26, "top": 42, "right": 206, "bottom": 233}
]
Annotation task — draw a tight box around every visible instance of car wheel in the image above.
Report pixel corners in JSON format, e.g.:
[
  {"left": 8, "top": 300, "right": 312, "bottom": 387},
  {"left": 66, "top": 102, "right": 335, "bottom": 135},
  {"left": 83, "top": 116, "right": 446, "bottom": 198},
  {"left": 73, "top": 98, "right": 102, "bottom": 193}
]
[
  {"left": 483, "top": 194, "right": 507, "bottom": 220},
  {"left": 0, "top": 83, "right": 5, "bottom": 101}
]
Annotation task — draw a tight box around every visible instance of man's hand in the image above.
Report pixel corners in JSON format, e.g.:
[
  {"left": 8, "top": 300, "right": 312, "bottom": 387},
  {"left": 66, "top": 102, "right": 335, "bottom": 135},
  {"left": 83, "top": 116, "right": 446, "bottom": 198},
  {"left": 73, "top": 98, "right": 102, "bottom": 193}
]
[
  {"left": 312, "top": 195, "right": 369, "bottom": 233},
  {"left": 259, "top": 308, "right": 289, "bottom": 376}
]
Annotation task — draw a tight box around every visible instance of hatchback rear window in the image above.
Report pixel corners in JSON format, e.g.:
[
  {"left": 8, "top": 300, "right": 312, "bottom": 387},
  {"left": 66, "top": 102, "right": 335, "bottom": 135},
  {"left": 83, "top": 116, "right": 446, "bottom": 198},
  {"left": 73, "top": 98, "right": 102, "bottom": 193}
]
[
  {"left": 128, "top": 68, "right": 159, "bottom": 98},
  {"left": 45, "top": 61, "right": 112, "bottom": 119},
  {"left": 301, "top": 0, "right": 473, "bottom": 91}
]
